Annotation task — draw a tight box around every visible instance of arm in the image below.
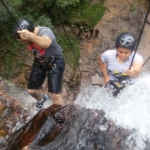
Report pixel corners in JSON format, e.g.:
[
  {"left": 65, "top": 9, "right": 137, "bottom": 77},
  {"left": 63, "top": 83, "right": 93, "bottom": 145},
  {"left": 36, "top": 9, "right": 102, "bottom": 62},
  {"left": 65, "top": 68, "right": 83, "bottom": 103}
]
[
  {"left": 98, "top": 54, "right": 110, "bottom": 83},
  {"left": 18, "top": 29, "right": 52, "bottom": 48},
  {"left": 126, "top": 61, "right": 143, "bottom": 78}
]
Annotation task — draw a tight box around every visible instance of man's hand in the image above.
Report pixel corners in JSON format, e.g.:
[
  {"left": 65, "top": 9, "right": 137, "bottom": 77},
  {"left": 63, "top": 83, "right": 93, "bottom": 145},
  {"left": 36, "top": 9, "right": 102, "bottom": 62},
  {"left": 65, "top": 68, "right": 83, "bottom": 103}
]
[
  {"left": 18, "top": 29, "right": 32, "bottom": 40},
  {"left": 18, "top": 28, "right": 51, "bottom": 49}
]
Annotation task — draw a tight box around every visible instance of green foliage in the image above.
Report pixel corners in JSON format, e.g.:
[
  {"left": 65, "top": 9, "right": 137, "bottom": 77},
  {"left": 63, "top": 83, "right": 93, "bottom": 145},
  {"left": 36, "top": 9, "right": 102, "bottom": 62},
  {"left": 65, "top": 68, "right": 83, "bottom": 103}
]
[
  {"left": 57, "top": 33, "right": 80, "bottom": 68},
  {"left": 86, "top": 3, "right": 106, "bottom": 27},
  {"left": 63, "top": 1, "right": 106, "bottom": 28},
  {"left": 56, "top": 0, "right": 80, "bottom": 8},
  {"left": 130, "top": 0, "right": 141, "bottom": 12},
  {"left": 0, "top": 39, "right": 23, "bottom": 79},
  {"left": 0, "top": 0, "right": 105, "bottom": 79},
  {"left": 34, "top": 15, "right": 54, "bottom": 29},
  {"left": 7, "top": 0, "right": 22, "bottom": 5}
]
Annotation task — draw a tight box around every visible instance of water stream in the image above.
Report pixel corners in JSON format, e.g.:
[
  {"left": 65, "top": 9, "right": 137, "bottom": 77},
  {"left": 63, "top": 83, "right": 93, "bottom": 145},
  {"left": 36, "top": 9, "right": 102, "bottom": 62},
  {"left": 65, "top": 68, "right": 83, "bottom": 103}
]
[
  {"left": 1, "top": 72, "right": 150, "bottom": 149},
  {"left": 75, "top": 72, "right": 150, "bottom": 150}
]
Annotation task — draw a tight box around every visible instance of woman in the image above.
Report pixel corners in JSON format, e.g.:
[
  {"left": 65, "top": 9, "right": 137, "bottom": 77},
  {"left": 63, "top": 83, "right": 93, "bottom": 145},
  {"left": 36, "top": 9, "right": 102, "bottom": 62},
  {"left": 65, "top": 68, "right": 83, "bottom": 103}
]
[{"left": 98, "top": 32, "right": 143, "bottom": 95}]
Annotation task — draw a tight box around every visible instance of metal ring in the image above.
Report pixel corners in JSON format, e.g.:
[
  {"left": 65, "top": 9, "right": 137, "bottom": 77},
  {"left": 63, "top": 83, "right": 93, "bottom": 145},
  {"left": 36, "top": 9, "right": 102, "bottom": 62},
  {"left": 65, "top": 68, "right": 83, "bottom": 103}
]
[
  {"left": 51, "top": 56, "right": 54, "bottom": 61},
  {"left": 52, "top": 64, "right": 56, "bottom": 69}
]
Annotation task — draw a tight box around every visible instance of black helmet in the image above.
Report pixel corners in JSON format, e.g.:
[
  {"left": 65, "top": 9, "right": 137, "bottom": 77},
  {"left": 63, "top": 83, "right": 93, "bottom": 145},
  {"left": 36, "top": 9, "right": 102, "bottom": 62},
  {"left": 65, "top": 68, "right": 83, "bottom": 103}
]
[
  {"left": 115, "top": 32, "right": 137, "bottom": 51},
  {"left": 13, "top": 19, "right": 35, "bottom": 39}
]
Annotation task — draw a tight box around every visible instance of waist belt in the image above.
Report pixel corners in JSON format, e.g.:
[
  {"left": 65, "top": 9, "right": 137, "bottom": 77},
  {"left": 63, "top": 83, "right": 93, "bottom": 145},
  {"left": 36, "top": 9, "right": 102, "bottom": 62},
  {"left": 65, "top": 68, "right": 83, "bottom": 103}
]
[
  {"left": 36, "top": 56, "right": 62, "bottom": 66},
  {"left": 36, "top": 56, "right": 62, "bottom": 63}
]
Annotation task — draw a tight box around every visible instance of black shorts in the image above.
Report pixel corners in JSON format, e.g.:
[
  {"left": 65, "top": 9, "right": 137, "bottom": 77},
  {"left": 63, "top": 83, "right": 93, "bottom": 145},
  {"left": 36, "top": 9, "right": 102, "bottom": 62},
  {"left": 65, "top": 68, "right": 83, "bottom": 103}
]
[{"left": 28, "top": 57, "right": 65, "bottom": 94}]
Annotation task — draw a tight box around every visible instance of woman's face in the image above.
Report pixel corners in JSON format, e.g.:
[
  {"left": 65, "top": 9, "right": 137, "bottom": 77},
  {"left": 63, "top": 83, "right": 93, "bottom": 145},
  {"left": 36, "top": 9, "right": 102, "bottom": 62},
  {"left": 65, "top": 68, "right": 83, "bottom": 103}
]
[{"left": 117, "top": 47, "right": 132, "bottom": 61}]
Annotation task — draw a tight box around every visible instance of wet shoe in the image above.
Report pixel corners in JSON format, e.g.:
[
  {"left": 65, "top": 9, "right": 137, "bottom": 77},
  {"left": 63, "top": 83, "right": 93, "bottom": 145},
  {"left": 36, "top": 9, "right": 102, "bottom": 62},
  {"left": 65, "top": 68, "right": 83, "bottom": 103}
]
[{"left": 36, "top": 94, "right": 48, "bottom": 109}]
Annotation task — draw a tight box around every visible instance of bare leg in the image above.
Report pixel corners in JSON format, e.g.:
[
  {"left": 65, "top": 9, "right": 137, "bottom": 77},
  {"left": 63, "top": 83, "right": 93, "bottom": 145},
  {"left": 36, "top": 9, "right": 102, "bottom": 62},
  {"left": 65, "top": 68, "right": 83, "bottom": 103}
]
[
  {"left": 28, "top": 89, "right": 43, "bottom": 102},
  {"left": 50, "top": 93, "right": 64, "bottom": 106}
]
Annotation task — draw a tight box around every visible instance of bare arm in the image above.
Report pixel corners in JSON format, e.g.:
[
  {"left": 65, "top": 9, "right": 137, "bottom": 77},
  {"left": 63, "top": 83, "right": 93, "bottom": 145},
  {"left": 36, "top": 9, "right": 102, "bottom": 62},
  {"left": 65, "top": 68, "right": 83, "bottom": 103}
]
[
  {"left": 98, "top": 54, "right": 110, "bottom": 83},
  {"left": 126, "top": 61, "right": 143, "bottom": 78},
  {"left": 18, "top": 29, "right": 52, "bottom": 48}
]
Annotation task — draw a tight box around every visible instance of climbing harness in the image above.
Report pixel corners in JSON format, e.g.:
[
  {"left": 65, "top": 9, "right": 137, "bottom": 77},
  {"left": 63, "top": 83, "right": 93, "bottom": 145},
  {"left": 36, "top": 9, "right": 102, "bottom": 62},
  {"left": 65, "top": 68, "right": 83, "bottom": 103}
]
[
  {"left": 107, "top": 1, "right": 150, "bottom": 96},
  {"left": 0, "top": 0, "right": 79, "bottom": 69},
  {"left": 0, "top": 0, "right": 60, "bottom": 69},
  {"left": 113, "top": 70, "right": 128, "bottom": 77},
  {"left": 106, "top": 80, "right": 128, "bottom": 96},
  {"left": 106, "top": 69, "right": 129, "bottom": 96}
]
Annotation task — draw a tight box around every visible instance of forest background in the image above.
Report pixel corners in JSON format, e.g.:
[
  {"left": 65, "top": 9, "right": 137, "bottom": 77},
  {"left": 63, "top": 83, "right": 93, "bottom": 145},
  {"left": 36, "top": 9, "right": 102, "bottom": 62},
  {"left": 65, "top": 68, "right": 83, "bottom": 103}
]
[{"left": 0, "top": 0, "right": 106, "bottom": 80}]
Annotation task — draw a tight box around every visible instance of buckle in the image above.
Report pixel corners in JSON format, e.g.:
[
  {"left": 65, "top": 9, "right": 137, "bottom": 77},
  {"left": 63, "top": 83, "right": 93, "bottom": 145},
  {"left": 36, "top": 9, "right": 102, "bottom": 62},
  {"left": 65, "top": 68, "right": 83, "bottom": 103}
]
[
  {"left": 51, "top": 56, "right": 54, "bottom": 61},
  {"left": 121, "top": 80, "right": 128, "bottom": 86},
  {"left": 110, "top": 81, "right": 124, "bottom": 89},
  {"left": 52, "top": 64, "right": 56, "bottom": 69}
]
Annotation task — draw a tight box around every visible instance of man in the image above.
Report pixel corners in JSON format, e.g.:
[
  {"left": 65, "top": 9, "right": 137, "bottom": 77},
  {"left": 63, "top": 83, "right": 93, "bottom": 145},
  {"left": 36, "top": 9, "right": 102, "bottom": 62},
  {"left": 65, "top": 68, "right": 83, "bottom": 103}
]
[
  {"left": 94, "top": 28, "right": 99, "bottom": 39},
  {"left": 84, "top": 29, "right": 89, "bottom": 38},
  {"left": 98, "top": 32, "right": 143, "bottom": 95},
  {"left": 78, "top": 26, "right": 83, "bottom": 38},
  {"left": 13, "top": 19, "right": 65, "bottom": 108},
  {"left": 89, "top": 27, "right": 94, "bottom": 37}
]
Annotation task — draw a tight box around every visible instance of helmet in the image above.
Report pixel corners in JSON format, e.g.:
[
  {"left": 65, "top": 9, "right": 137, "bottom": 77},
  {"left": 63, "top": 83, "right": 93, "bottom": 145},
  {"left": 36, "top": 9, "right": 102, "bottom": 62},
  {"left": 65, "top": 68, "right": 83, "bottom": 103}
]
[
  {"left": 13, "top": 19, "right": 35, "bottom": 39},
  {"left": 115, "top": 32, "right": 137, "bottom": 51}
]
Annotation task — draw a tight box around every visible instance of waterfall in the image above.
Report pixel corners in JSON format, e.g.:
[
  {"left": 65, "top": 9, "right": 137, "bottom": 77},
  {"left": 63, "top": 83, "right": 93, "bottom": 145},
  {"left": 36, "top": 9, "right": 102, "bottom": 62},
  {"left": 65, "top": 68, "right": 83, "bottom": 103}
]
[{"left": 74, "top": 72, "right": 150, "bottom": 150}]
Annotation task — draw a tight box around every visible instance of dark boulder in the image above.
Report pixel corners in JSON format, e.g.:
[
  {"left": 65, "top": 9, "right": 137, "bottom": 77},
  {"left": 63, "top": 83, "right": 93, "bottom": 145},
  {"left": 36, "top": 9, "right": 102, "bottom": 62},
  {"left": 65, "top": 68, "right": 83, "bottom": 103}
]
[{"left": 1, "top": 104, "right": 150, "bottom": 150}]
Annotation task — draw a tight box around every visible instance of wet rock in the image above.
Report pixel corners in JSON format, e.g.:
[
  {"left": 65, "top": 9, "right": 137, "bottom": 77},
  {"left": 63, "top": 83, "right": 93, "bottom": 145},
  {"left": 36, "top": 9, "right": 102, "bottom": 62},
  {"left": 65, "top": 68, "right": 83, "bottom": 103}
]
[{"left": 1, "top": 104, "right": 150, "bottom": 150}]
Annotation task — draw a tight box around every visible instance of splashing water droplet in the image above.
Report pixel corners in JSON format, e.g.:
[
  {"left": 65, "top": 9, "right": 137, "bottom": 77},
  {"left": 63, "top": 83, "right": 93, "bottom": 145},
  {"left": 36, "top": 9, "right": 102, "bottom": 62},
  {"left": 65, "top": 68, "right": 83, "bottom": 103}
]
[{"left": 75, "top": 72, "right": 150, "bottom": 150}]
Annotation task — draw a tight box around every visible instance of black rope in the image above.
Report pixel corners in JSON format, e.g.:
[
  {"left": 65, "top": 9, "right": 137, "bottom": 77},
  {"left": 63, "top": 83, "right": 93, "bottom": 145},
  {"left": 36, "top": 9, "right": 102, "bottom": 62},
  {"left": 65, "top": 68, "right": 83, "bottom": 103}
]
[
  {"left": 53, "top": 2, "right": 78, "bottom": 62},
  {"left": 0, "top": 0, "right": 35, "bottom": 50},
  {"left": 143, "top": 56, "right": 150, "bottom": 66},
  {"left": 143, "top": 0, "right": 150, "bottom": 67},
  {"left": 0, "top": 0, "right": 21, "bottom": 30},
  {"left": 129, "top": 1, "right": 150, "bottom": 69},
  {"left": 53, "top": 2, "right": 83, "bottom": 93}
]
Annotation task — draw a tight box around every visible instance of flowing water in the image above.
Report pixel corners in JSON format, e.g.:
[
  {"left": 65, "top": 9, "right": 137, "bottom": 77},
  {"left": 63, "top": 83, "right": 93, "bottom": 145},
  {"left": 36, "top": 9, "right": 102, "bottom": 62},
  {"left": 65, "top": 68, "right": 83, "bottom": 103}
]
[
  {"left": 0, "top": 79, "right": 52, "bottom": 145},
  {"left": 1, "top": 72, "right": 150, "bottom": 149},
  {"left": 75, "top": 72, "right": 150, "bottom": 150}
]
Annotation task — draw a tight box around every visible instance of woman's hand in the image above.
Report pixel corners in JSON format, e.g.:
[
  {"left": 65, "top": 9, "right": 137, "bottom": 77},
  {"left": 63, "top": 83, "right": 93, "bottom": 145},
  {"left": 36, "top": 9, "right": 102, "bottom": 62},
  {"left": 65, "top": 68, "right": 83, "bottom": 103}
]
[
  {"left": 104, "top": 76, "right": 110, "bottom": 84},
  {"left": 126, "top": 67, "right": 135, "bottom": 77}
]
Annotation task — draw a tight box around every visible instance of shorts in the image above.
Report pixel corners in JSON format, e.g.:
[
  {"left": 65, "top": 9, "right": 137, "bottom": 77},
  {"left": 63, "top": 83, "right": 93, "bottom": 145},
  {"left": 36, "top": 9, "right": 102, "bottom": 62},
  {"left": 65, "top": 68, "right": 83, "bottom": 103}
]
[{"left": 28, "top": 57, "right": 65, "bottom": 94}]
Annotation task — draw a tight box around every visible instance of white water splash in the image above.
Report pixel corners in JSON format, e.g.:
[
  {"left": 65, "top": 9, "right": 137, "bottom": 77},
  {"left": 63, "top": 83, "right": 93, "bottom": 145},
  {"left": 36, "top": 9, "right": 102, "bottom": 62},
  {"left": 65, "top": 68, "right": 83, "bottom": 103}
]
[
  {"left": 74, "top": 72, "right": 150, "bottom": 150},
  {"left": 1, "top": 80, "right": 52, "bottom": 130}
]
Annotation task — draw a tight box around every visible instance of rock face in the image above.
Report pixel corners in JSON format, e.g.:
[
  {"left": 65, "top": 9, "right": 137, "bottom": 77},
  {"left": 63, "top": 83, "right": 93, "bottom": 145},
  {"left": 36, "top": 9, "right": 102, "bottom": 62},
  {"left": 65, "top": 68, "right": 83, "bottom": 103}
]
[
  {"left": 1, "top": 104, "right": 150, "bottom": 150},
  {"left": 0, "top": 0, "right": 150, "bottom": 149},
  {"left": 78, "top": 0, "right": 148, "bottom": 90},
  {"left": 10, "top": 0, "right": 148, "bottom": 104}
]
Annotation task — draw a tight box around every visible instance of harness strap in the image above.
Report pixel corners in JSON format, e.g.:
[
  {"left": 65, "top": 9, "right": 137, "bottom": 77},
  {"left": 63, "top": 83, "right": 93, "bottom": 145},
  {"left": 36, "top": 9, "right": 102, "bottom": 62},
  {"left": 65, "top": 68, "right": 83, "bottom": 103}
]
[
  {"left": 38, "top": 56, "right": 62, "bottom": 63},
  {"left": 35, "top": 56, "right": 62, "bottom": 67},
  {"left": 105, "top": 80, "right": 127, "bottom": 96},
  {"left": 129, "top": 1, "right": 150, "bottom": 69}
]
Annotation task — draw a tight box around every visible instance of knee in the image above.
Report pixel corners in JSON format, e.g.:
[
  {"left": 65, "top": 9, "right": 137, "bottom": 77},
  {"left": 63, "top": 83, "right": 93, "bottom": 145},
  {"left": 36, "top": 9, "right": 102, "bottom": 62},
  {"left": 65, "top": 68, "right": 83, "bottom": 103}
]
[
  {"left": 50, "top": 93, "right": 60, "bottom": 101},
  {"left": 28, "top": 89, "right": 36, "bottom": 95},
  {"left": 50, "top": 93, "right": 64, "bottom": 105}
]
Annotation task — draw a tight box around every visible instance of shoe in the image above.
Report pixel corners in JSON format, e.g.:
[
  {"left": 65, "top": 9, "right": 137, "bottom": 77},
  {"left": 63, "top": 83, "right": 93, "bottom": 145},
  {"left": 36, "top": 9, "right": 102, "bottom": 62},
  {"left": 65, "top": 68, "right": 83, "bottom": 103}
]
[{"left": 36, "top": 94, "right": 48, "bottom": 109}]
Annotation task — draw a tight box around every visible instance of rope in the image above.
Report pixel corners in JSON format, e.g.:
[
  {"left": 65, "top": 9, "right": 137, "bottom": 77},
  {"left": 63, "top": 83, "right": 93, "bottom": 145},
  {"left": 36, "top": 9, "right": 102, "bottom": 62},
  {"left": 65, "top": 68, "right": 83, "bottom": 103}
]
[
  {"left": 0, "top": 0, "right": 35, "bottom": 50},
  {"left": 143, "top": 56, "right": 150, "bottom": 66},
  {"left": 0, "top": 0, "right": 21, "bottom": 31},
  {"left": 53, "top": 2, "right": 82, "bottom": 90},
  {"left": 53, "top": 2, "right": 78, "bottom": 63},
  {"left": 129, "top": 1, "right": 150, "bottom": 69}
]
